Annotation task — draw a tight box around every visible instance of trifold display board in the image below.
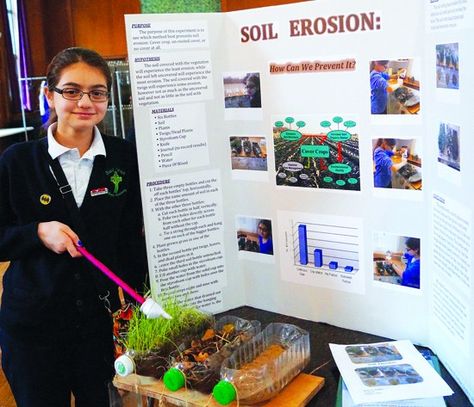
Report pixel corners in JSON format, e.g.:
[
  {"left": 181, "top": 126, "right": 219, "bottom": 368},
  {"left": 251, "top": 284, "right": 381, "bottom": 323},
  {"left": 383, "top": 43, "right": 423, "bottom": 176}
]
[{"left": 124, "top": 0, "right": 474, "bottom": 402}]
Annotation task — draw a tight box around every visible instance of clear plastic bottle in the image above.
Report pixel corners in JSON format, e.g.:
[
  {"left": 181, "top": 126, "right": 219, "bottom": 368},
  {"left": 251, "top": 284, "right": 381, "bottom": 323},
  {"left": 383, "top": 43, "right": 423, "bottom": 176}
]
[
  {"left": 163, "top": 316, "right": 261, "bottom": 393},
  {"left": 213, "top": 323, "right": 310, "bottom": 405}
]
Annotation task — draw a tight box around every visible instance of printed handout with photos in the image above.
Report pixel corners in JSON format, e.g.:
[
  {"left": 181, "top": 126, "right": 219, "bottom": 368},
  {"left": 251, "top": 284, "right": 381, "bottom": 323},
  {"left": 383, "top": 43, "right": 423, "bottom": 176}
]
[
  {"left": 330, "top": 340, "right": 452, "bottom": 405},
  {"left": 341, "top": 380, "right": 446, "bottom": 407}
]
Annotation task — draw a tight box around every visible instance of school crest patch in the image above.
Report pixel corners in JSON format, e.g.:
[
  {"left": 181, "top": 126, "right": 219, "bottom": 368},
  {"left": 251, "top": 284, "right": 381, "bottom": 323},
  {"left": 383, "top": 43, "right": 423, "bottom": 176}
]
[{"left": 106, "top": 168, "right": 127, "bottom": 197}]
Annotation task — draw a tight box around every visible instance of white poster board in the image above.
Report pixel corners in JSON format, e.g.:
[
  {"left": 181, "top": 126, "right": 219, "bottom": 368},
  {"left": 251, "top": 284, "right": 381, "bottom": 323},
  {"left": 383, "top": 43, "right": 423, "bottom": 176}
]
[{"left": 125, "top": 0, "right": 474, "bottom": 402}]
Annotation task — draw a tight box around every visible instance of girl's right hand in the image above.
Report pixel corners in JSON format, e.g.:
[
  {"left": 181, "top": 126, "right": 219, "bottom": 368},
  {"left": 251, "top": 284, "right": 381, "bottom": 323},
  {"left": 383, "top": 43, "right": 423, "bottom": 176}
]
[{"left": 37, "top": 221, "right": 81, "bottom": 257}]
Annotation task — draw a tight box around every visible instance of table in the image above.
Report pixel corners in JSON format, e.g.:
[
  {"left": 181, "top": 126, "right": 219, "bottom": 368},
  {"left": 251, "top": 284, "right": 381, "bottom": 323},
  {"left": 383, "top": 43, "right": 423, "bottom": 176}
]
[
  {"left": 115, "top": 306, "right": 471, "bottom": 406},
  {"left": 218, "top": 307, "right": 470, "bottom": 406},
  {"left": 114, "top": 373, "right": 324, "bottom": 406}
]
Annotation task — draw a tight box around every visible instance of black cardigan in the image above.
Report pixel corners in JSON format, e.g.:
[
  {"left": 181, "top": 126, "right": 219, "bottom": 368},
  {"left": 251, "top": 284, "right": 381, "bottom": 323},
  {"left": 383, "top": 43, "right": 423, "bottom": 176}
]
[{"left": 0, "top": 136, "right": 147, "bottom": 335}]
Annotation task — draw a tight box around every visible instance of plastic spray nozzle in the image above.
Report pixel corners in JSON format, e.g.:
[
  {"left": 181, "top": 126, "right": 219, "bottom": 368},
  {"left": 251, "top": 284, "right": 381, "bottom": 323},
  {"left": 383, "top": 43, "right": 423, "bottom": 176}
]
[
  {"left": 140, "top": 297, "right": 172, "bottom": 319},
  {"left": 163, "top": 367, "right": 186, "bottom": 391},
  {"left": 213, "top": 380, "right": 237, "bottom": 405}
]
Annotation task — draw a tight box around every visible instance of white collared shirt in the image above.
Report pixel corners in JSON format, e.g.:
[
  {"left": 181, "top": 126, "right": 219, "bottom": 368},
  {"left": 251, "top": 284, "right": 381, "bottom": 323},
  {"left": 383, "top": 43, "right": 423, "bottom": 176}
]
[{"left": 47, "top": 123, "right": 106, "bottom": 207}]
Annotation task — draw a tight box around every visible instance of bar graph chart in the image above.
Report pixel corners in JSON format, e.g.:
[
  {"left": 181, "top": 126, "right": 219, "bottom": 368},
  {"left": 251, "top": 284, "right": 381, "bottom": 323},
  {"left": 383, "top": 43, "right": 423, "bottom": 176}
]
[
  {"left": 278, "top": 210, "right": 363, "bottom": 294},
  {"left": 294, "top": 221, "right": 359, "bottom": 272}
]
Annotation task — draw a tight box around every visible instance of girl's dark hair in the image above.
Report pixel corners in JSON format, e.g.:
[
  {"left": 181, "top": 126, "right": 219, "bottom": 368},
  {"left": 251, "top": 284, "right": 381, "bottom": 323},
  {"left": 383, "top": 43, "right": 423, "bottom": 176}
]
[
  {"left": 244, "top": 73, "right": 260, "bottom": 88},
  {"left": 258, "top": 219, "right": 272, "bottom": 235},
  {"left": 405, "top": 237, "right": 420, "bottom": 254},
  {"left": 374, "top": 138, "right": 396, "bottom": 151},
  {"left": 43, "top": 47, "right": 112, "bottom": 129}
]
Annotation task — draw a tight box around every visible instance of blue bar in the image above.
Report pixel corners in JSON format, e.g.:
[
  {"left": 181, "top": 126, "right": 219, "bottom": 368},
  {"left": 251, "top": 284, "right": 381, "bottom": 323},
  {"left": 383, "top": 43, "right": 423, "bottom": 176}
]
[
  {"left": 344, "top": 266, "right": 354, "bottom": 273},
  {"left": 298, "top": 224, "right": 308, "bottom": 265},
  {"left": 314, "top": 249, "right": 323, "bottom": 267},
  {"left": 329, "top": 261, "right": 338, "bottom": 270}
]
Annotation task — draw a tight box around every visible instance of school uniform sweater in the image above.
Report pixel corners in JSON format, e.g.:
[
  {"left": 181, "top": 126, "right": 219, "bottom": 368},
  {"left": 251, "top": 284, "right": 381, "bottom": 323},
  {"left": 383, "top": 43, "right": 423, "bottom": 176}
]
[{"left": 0, "top": 135, "right": 147, "bottom": 338}]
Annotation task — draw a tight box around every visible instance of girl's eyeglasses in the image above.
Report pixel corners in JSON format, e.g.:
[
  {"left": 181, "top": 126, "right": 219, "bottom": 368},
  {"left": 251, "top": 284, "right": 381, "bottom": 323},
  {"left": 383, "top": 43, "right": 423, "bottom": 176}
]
[{"left": 53, "top": 87, "right": 109, "bottom": 102}]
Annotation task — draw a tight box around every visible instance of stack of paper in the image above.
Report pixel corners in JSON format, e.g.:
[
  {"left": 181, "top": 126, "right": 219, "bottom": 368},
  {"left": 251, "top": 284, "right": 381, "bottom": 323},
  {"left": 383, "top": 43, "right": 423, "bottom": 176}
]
[{"left": 330, "top": 340, "right": 453, "bottom": 406}]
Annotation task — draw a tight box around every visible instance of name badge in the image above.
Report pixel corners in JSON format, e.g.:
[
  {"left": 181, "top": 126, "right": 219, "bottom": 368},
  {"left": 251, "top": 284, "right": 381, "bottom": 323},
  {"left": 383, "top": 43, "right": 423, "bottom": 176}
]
[{"left": 90, "top": 187, "right": 108, "bottom": 197}]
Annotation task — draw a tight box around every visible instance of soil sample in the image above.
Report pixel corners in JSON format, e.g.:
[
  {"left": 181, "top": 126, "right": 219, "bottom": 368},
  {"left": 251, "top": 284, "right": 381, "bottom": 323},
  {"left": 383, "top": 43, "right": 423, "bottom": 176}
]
[
  {"left": 127, "top": 315, "right": 215, "bottom": 379},
  {"left": 215, "top": 323, "right": 310, "bottom": 405},
  {"left": 164, "top": 316, "right": 261, "bottom": 393}
]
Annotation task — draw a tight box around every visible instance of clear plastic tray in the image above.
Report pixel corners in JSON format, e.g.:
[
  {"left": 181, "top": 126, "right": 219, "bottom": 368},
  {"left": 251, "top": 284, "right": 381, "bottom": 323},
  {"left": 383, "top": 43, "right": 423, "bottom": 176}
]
[
  {"left": 165, "top": 316, "right": 261, "bottom": 393},
  {"left": 217, "top": 322, "right": 310, "bottom": 404}
]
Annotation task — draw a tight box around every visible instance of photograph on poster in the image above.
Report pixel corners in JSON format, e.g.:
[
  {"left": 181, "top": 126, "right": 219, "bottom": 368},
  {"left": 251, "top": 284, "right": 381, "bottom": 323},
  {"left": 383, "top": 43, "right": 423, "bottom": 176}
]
[
  {"left": 236, "top": 216, "right": 274, "bottom": 256},
  {"left": 436, "top": 43, "right": 459, "bottom": 90},
  {"left": 373, "top": 232, "right": 421, "bottom": 290},
  {"left": 230, "top": 136, "right": 267, "bottom": 171},
  {"left": 369, "top": 58, "right": 420, "bottom": 115},
  {"left": 437, "top": 122, "right": 460, "bottom": 171},
  {"left": 355, "top": 364, "right": 423, "bottom": 387},
  {"left": 274, "top": 115, "right": 360, "bottom": 190},
  {"left": 345, "top": 344, "right": 402, "bottom": 364},
  {"left": 223, "top": 72, "right": 261, "bottom": 108},
  {"left": 372, "top": 138, "right": 422, "bottom": 190}
]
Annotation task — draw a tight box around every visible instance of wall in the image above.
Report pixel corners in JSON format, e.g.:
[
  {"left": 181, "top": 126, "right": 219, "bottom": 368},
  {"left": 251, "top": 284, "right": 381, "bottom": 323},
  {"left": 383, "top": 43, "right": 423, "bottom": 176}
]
[
  {"left": 24, "top": 0, "right": 140, "bottom": 77},
  {"left": 221, "top": 0, "right": 307, "bottom": 12}
]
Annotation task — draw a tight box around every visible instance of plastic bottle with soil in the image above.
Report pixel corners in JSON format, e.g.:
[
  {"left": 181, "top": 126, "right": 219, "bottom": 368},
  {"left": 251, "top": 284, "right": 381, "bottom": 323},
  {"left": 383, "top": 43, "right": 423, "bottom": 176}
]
[
  {"left": 212, "top": 323, "right": 310, "bottom": 405},
  {"left": 163, "top": 316, "right": 261, "bottom": 393}
]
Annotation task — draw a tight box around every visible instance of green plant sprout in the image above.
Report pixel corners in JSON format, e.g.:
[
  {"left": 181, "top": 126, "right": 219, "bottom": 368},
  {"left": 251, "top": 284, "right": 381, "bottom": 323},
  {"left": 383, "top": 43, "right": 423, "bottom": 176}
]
[{"left": 125, "top": 292, "right": 213, "bottom": 353}]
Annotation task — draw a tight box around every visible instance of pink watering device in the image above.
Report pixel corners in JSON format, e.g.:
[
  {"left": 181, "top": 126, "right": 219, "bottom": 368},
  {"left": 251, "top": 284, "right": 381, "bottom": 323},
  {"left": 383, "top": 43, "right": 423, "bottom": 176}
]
[{"left": 76, "top": 242, "right": 171, "bottom": 319}]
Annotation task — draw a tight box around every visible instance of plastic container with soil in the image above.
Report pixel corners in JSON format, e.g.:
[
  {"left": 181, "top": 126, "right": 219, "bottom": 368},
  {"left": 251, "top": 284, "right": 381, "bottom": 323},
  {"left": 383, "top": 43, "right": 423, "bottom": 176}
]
[
  {"left": 115, "top": 297, "right": 214, "bottom": 380},
  {"left": 212, "top": 322, "right": 310, "bottom": 405},
  {"left": 163, "top": 316, "right": 261, "bottom": 393}
]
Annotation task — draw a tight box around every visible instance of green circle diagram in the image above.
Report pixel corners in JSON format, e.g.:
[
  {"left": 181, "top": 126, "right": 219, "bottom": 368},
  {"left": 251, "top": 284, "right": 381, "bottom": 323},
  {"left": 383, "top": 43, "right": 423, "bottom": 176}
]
[
  {"left": 327, "top": 129, "right": 351, "bottom": 142},
  {"left": 320, "top": 120, "right": 332, "bottom": 128},
  {"left": 296, "top": 120, "right": 306, "bottom": 128},
  {"left": 274, "top": 121, "right": 284, "bottom": 128},
  {"left": 285, "top": 117, "right": 295, "bottom": 124},
  {"left": 336, "top": 180, "right": 346, "bottom": 186},
  {"left": 323, "top": 176, "right": 333, "bottom": 182},
  {"left": 329, "top": 163, "right": 352, "bottom": 174},
  {"left": 300, "top": 145, "right": 329, "bottom": 158},
  {"left": 347, "top": 178, "right": 358, "bottom": 184},
  {"left": 281, "top": 130, "right": 302, "bottom": 141},
  {"left": 282, "top": 161, "right": 304, "bottom": 172},
  {"left": 333, "top": 116, "right": 343, "bottom": 124},
  {"left": 344, "top": 120, "right": 356, "bottom": 128}
]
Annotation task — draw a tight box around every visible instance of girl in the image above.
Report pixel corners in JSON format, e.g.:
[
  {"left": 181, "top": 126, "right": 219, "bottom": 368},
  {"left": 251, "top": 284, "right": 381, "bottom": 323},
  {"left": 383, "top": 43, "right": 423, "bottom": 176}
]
[
  {"left": 257, "top": 219, "right": 273, "bottom": 255},
  {"left": 389, "top": 237, "right": 421, "bottom": 289},
  {"left": 373, "top": 138, "right": 396, "bottom": 188},
  {"left": 0, "top": 48, "right": 146, "bottom": 406}
]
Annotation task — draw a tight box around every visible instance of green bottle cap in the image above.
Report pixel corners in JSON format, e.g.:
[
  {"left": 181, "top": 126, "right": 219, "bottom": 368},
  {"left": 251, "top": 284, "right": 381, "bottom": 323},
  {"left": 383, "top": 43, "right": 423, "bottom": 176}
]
[
  {"left": 163, "top": 367, "right": 186, "bottom": 391},
  {"left": 213, "top": 380, "right": 237, "bottom": 405}
]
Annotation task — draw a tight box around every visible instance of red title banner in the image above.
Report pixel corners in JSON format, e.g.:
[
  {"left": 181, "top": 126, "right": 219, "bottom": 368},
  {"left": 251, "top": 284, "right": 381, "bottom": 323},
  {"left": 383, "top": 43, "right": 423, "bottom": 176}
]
[{"left": 241, "top": 12, "right": 381, "bottom": 43}]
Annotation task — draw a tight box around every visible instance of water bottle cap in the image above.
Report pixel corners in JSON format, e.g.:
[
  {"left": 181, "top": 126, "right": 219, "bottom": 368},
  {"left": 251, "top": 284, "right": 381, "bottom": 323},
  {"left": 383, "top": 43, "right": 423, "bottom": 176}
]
[
  {"left": 213, "top": 380, "right": 237, "bottom": 405},
  {"left": 163, "top": 368, "right": 186, "bottom": 391},
  {"left": 114, "top": 354, "right": 134, "bottom": 377},
  {"left": 140, "top": 298, "right": 172, "bottom": 319}
]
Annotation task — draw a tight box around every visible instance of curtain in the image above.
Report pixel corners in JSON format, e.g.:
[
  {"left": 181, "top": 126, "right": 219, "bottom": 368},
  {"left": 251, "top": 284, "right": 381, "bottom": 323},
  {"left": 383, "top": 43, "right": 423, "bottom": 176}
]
[
  {"left": 0, "top": 0, "right": 21, "bottom": 117},
  {"left": 17, "top": 0, "right": 32, "bottom": 110}
]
